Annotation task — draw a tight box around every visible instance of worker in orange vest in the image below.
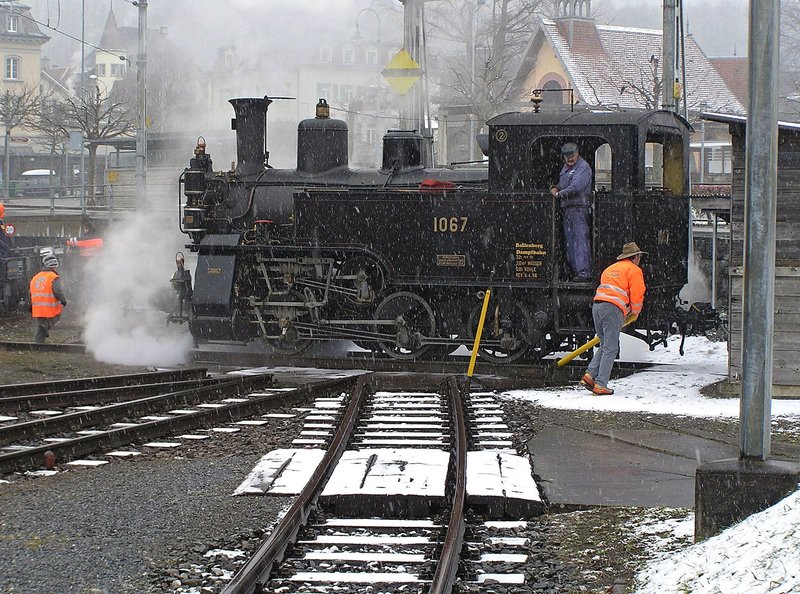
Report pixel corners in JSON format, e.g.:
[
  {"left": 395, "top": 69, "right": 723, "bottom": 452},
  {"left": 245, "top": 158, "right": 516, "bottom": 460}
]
[
  {"left": 29, "top": 253, "right": 67, "bottom": 343},
  {"left": 580, "top": 241, "right": 647, "bottom": 395},
  {"left": 65, "top": 220, "right": 103, "bottom": 256}
]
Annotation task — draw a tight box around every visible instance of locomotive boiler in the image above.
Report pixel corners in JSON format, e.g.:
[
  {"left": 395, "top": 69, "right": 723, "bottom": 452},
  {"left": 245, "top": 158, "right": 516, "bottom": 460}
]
[{"left": 176, "top": 96, "right": 690, "bottom": 362}]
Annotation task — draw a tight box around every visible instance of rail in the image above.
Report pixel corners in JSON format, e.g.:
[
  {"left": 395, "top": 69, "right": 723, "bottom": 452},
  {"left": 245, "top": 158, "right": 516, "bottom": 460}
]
[
  {"left": 221, "top": 374, "right": 372, "bottom": 594},
  {"left": 429, "top": 376, "right": 469, "bottom": 594}
]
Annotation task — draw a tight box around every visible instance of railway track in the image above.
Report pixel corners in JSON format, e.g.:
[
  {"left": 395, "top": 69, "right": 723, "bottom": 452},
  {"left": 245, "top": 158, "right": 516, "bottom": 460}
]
[
  {"left": 0, "top": 339, "right": 653, "bottom": 391},
  {"left": 0, "top": 369, "right": 363, "bottom": 476},
  {"left": 222, "top": 375, "right": 541, "bottom": 593}
]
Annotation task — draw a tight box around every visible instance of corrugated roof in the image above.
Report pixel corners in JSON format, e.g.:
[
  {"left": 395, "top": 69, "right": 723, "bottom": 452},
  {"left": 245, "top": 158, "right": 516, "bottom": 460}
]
[{"left": 529, "top": 17, "right": 744, "bottom": 114}]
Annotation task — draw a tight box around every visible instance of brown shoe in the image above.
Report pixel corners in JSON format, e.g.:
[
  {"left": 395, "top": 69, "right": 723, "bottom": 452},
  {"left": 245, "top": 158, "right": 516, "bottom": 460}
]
[
  {"left": 580, "top": 373, "right": 594, "bottom": 391},
  {"left": 592, "top": 384, "right": 614, "bottom": 396}
]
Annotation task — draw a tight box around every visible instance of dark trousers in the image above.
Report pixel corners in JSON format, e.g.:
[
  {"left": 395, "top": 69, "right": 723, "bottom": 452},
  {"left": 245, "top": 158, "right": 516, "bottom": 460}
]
[
  {"left": 34, "top": 315, "right": 60, "bottom": 344},
  {"left": 562, "top": 206, "right": 592, "bottom": 278}
]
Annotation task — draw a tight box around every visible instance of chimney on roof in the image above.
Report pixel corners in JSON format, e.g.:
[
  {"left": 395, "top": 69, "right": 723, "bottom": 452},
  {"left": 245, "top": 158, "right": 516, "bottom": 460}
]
[
  {"left": 552, "top": 0, "right": 592, "bottom": 18},
  {"left": 553, "top": 0, "right": 599, "bottom": 50}
]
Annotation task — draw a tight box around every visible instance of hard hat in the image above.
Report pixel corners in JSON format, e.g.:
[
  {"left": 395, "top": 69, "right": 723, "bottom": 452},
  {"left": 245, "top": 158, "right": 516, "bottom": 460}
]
[
  {"left": 561, "top": 142, "right": 579, "bottom": 156},
  {"left": 42, "top": 254, "right": 59, "bottom": 268}
]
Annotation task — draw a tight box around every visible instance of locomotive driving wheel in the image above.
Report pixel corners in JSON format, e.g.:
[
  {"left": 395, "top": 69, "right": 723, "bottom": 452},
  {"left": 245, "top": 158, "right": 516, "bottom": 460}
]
[
  {"left": 255, "top": 290, "right": 313, "bottom": 355},
  {"left": 373, "top": 291, "right": 437, "bottom": 360},
  {"left": 334, "top": 255, "right": 385, "bottom": 307},
  {"left": 467, "top": 297, "right": 534, "bottom": 363}
]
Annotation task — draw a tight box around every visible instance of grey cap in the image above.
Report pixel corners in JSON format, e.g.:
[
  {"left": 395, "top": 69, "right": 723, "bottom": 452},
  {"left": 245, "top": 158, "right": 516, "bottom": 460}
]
[{"left": 561, "top": 142, "right": 578, "bottom": 156}]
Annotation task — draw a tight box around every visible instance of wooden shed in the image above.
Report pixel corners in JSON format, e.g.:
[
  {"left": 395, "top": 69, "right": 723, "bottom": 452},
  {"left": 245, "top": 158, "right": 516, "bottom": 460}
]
[{"left": 705, "top": 113, "right": 800, "bottom": 395}]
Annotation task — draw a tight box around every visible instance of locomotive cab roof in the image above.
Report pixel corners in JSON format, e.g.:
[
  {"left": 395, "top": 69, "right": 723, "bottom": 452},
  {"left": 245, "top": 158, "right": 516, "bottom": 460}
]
[{"left": 487, "top": 108, "right": 691, "bottom": 196}]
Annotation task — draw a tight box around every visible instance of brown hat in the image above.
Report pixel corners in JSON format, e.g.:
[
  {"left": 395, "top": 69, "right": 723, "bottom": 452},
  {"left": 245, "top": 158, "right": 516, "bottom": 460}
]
[{"left": 616, "top": 242, "right": 647, "bottom": 260}]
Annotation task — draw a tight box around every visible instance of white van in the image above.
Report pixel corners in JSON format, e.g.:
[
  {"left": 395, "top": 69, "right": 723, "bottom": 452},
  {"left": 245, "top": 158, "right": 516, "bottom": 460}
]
[{"left": 13, "top": 169, "right": 62, "bottom": 198}]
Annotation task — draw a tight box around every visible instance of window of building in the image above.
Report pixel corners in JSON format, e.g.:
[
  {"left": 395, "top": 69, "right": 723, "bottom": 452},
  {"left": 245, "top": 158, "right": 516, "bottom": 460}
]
[
  {"left": 110, "top": 63, "right": 124, "bottom": 77},
  {"left": 343, "top": 49, "right": 354, "bottom": 65},
  {"left": 96, "top": 64, "right": 106, "bottom": 76},
  {"left": 367, "top": 128, "right": 377, "bottom": 145},
  {"left": 8, "top": 15, "right": 18, "bottom": 33},
  {"left": 5, "top": 56, "right": 19, "bottom": 80},
  {"left": 708, "top": 146, "right": 732, "bottom": 175},
  {"left": 320, "top": 47, "right": 331, "bottom": 63},
  {"left": 317, "top": 83, "right": 337, "bottom": 101},
  {"left": 367, "top": 50, "right": 378, "bottom": 66},
  {"left": 341, "top": 84, "right": 355, "bottom": 103}
]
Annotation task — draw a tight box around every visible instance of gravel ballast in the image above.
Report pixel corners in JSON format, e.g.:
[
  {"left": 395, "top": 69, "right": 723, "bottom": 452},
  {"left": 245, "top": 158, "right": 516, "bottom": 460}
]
[{"left": 2, "top": 315, "right": 775, "bottom": 593}]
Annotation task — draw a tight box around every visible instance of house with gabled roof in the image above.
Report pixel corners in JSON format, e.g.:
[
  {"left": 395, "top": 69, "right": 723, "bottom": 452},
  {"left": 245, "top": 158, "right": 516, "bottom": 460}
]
[
  {"left": 512, "top": 2, "right": 744, "bottom": 114},
  {"left": 510, "top": 0, "right": 743, "bottom": 190}
]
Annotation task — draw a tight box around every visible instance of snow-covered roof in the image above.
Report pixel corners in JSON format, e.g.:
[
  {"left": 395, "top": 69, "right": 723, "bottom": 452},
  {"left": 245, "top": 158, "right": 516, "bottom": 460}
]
[
  {"left": 520, "top": 17, "right": 745, "bottom": 115},
  {"left": 703, "top": 111, "right": 800, "bottom": 133}
]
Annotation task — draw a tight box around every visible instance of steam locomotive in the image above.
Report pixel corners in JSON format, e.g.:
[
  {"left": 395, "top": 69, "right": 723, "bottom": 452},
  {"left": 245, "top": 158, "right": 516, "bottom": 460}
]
[{"left": 175, "top": 97, "right": 690, "bottom": 362}]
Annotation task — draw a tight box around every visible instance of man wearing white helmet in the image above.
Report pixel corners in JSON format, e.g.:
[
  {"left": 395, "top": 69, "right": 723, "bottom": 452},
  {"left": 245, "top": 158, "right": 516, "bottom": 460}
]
[{"left": 29, "top": 253, "right": 67, "bottom": 343}]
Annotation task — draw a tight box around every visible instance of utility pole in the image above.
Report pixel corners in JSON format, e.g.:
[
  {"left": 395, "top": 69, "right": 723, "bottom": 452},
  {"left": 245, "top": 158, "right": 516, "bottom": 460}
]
[
  {"left": 400, "top": 0, "right": 433, "bottom": 165},
  {"left": 135, "top": 0, "right": 147, "bottom": 213},
  {"left": 661, "top": 0, "right": 677, "bottom": 113},
  {"left": 80, "top": 0, "right": 86, "bottom": 216}
]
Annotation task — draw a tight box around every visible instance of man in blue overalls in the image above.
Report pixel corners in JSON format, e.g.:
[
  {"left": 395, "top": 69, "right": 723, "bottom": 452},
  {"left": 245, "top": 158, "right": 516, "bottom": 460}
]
[{"left": 550, "top": 142, "right": 592, "bottom": 282}]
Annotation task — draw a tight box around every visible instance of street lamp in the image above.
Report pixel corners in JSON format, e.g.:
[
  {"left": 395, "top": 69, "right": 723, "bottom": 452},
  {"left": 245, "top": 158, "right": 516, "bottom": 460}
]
[
  {"left": 88, "top": 74, "right": 109, "bottom": 101},
  {"left": 353, "top": 8, "right": 382, "bottom": 45}
]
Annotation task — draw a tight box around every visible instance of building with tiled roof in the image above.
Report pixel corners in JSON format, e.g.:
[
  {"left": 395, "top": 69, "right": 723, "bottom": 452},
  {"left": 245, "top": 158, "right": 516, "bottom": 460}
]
[
  {"left": 513, "top": 7, "right": 744, "bottom": 115},
  {"left": 709, "top": 56, "right": 748, "bottom": 108}
]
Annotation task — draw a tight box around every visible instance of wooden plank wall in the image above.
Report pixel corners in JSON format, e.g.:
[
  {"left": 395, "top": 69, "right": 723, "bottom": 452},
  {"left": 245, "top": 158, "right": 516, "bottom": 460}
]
[{"left": 728, "top": 125, "right": 800, "bottom": 394}]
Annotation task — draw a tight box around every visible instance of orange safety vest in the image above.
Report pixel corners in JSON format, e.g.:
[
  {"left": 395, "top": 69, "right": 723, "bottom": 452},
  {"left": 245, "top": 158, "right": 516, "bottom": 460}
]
[
  {"left": 66, "top": 236, "right": 104, "bottom": 256},
  {"left": 593, "top": 258, "right": 646, "bottom": 316},
  {"left": 30, "top": 271, "right": 63, "bottom": 318}
]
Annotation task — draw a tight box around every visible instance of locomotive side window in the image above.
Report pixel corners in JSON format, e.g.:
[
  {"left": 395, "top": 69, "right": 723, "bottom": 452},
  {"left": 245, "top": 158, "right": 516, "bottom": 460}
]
[
  {"left": 594, "top": 143, "right": 612, "bottom": 192},
  {"left": 645, "top": 143, "right": 664, "bottom": 188},
  {"left": 646, "top": 131, "right": 686, "bottom": 195}
]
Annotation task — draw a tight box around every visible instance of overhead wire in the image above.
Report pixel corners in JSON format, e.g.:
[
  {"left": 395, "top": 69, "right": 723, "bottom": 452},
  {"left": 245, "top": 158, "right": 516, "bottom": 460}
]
[{"left": 12, "top": 3, "right": 129, "bottom": 63}]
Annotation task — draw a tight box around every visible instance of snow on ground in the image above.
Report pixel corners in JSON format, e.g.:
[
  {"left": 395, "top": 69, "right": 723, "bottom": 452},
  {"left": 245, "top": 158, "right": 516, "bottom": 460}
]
[
  {"left": 505, "top": 334, "right": 800, "bottom": 418},
  {"left": 502, "top": 334, "right": 800, "bottom": 594},
  {"left": 633, "top": 490, "right": 800, "bottom": 594}
]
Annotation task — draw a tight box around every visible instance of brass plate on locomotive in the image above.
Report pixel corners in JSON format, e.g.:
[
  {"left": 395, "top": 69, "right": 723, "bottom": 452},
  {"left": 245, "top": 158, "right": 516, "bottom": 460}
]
[{"left": 436, "top": 254, "right": 466, "bottom": 267}]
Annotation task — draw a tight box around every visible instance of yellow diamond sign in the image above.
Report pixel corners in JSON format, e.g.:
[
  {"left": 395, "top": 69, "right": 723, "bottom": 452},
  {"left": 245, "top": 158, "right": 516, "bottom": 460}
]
[{"left": 382, "top": 49, "right": 422, "bottom": 95}]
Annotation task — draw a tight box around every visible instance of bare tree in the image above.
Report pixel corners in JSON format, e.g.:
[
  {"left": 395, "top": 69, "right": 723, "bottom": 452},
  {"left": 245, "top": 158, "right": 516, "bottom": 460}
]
[
  {"left": 427, "top": 0, "right": 545, "bottom": 156},
  {"left": 0, "top": 84, "right": 40, "bottom": 200},
  {"left": 609, "top": 54, "right": 663, "bottom": 110},
  {"left": 59, "top": 85, "right": 136, "bottom": 205},
  {"left": 29, "top": 94, "right": 72, "bottom": 201}
]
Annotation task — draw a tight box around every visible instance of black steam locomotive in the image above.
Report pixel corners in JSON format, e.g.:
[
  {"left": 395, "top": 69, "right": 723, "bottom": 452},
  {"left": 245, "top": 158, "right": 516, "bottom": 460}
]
[{"left": 175, "top": 97, "right": 690, "bottom": 362}]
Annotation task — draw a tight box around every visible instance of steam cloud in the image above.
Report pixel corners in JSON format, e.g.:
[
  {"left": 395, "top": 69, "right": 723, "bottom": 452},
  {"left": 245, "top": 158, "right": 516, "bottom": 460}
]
[{"left": 80, "top": 214, "right": 194, "bottom": 367}]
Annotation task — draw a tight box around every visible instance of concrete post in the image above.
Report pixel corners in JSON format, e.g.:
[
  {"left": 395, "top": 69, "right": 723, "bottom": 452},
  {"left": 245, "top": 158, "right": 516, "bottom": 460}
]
[{"left": 740, "top": 0, "right": 779, "bottom": 461}]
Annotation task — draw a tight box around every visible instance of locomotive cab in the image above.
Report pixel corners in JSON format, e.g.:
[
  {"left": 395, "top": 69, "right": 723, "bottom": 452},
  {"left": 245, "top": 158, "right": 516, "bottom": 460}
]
[{"left": 487, "top": 109, "right": 690, "bottom": 339}]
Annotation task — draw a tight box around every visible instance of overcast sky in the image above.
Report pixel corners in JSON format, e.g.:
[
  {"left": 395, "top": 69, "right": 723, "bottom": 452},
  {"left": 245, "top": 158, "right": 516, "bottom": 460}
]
[
  {"left": 595, "top": 0, "right": 749, "bottom": 57},
  {"left": 32, "top": 0, "right": 749, "bottom": 69}
]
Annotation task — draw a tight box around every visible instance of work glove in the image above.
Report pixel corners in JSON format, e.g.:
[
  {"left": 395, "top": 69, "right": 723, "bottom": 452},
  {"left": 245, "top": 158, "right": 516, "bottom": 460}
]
[
  {"left": 61, "top": 300, "right": 67, "bottom": 307},
  {"left": 624, "top": 313, "right": 638, "bottom": 325}
]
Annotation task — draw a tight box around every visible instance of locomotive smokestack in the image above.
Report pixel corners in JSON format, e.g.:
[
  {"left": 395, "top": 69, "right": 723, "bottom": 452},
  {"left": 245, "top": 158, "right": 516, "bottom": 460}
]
[{"left": 229, "top": 97, "right": 272, "bottom": 175}]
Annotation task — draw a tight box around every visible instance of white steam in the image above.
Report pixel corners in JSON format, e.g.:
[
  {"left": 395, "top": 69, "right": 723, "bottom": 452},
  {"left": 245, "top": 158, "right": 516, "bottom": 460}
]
[
  {"left": 679, "top": 250, "right": 712, "bottom": 308},
  {"left": 80, "top": 215, "right": 194, "bottom": 366}
]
